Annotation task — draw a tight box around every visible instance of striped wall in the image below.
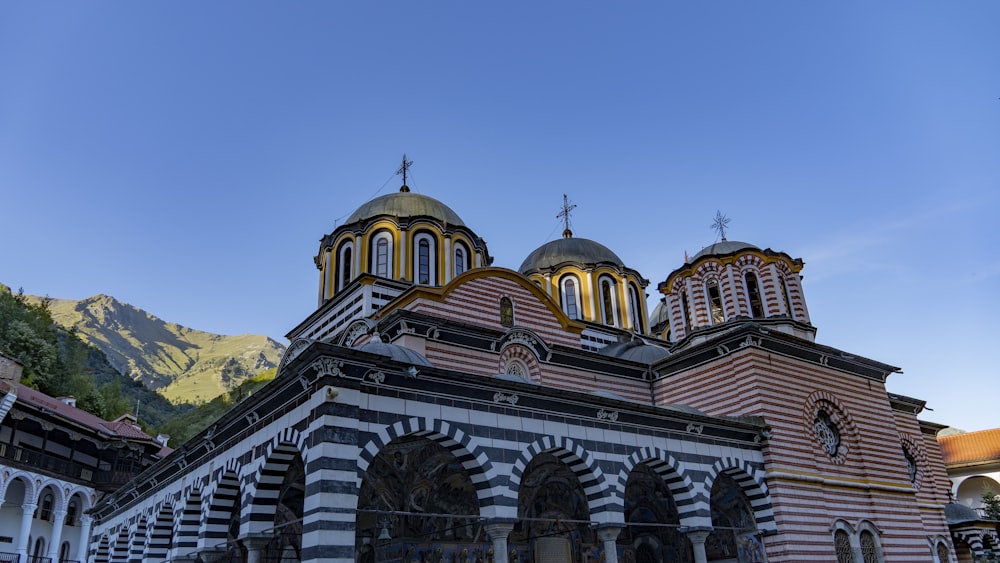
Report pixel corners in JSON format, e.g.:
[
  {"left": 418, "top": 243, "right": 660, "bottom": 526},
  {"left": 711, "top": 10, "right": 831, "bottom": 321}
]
[
  {"left": 653, "top": 345, "right": 952, "bottom": 561},
  {"left": 91, "top": 355, "right": 770, "bottom": 563}
]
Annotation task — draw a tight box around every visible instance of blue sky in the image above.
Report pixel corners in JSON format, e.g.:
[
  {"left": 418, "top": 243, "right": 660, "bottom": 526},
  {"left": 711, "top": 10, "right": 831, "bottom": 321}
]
[{"left": 2, "top": 2, "right": 998, "bottom": 432}]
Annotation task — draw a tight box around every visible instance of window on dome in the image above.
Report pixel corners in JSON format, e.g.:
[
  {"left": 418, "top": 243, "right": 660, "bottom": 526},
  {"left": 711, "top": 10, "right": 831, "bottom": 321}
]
[
  {"left": 628, "top": 283, "right": 644, "bottom": 332},
  {"left": 454, "top": 244, "right": 467, "bottom": 277},
  {"left": 680, "top": 290, "right": 692, "bottom": 333},
  {"left": 500, "top": 297, "right": 514, "bottom": 327},
  {"left": 418, "top": 239, "right": 431, "bottom": 284},
  {"left": 745, "top": 272, "right": 764, "bottom": 318},
  {"left": 936, "top": 541, "right": 950, "bottom": 563},
  {"left": 600, "top": 277, "right": 618, "bottom": 326},
  {"left": 780, "top": 275, "right": 794, "bottom": 318},
  {"left": 337, "top": 241, "right": 353, "bottom": 291},
  {"left": 374, "top": 235, "right": 391, "bottom": 278},
  {"left": 561, "top": 276, "right": 581, "bottom": 320},
  {"left": 706, "top": 279, "right": 725, "bottom": 324}
]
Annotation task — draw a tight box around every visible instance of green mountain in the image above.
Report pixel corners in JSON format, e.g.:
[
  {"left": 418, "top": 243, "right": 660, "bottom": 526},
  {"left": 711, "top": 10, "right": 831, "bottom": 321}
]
[{"left": 28, "top": 294, "right": 286, "bottom": 404}]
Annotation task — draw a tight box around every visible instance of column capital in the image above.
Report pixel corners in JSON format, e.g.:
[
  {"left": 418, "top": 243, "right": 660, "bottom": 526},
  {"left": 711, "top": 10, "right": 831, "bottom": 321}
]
[
  {"left": 239, "top": 532, "right": 273, "bottom": 550},
  {"left": 596, "top": 526, "right": 623, "bottom": 543},
  {"left": 197, "top": 547, "right": 230, "bottom": 563},
  {"left": 21, "top": 502, "right": 38, "bottom": 511},
  {"left": 483, "top": 519, "right": 516, "bottom": 536},
  {"left": 680, "top": 527, "right": 713, "bottom": 543}
]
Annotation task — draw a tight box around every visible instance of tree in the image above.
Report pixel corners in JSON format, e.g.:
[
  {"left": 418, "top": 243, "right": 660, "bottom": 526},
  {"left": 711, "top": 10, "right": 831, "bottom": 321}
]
[{"left": 982, "top": 487, "right": 1000, "bottom": 521}]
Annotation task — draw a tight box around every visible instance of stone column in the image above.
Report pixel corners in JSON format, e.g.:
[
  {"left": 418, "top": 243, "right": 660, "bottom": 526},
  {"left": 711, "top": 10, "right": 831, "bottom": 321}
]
[
  {"left": 14, "top": 502, "right": 37, "bottom": 562},
  {"left": 46, "top": 509, "right": 68, "bottom": 562},
  {"left": 240, "top": 534, "right": 272, "bottom": 563},
  {"left": 596, "top": 526, "right": 623, "bottom": 563},
  {"left": 75, "top": 515, "right": 93, "bottom": 563},
  {"left": 683, "top": 528, "right": 712, "bottom": 563},
  {"left": 483, "top": 520, "right": 515, "bottom": 563}
]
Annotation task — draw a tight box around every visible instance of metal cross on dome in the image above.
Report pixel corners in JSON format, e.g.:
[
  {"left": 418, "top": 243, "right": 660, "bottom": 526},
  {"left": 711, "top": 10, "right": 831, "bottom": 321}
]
[
  {"left": 557, "top": 194, "right": 578, "bottom": 235},
  {"left": 396, "top": 154, "right": 413, "bottom": 188},
  {"left": 711, "top": 210, "right": 731, "bottom": 241}
]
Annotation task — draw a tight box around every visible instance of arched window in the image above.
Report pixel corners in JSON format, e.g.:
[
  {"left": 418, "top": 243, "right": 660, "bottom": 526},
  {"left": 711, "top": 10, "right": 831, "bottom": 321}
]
[
  {"left": 59, "top": 541, "right": 71, "bottom": 563},
  {"left": 66, "top": 499, "right": 79, "bottom": 526},
  {"left": 336, "top": 241, "right": 353, "bottom": 291},
  {"left": 745, "top": 272, "right": 764, "bottom": 318},
  {"left": 371, "top": 232, "right": 393, "bottom": 279},
  {"left": 39, "top": 492, "right": 54, "bottom": 521},
  {"left": 414, "top": 233, "right": 436, "bottom": 285},
  {"left": 680, "top": 290, "right": 692, "bottom": 333},
  {"left": 500, "top": 297, "right": 514, "bottom": 327},
  {"left": 33, "top": 537, "right": 46, "bottom": 560},
  {"left": 506, "top": 361, "right": 525, "bottom": 376},
  {"left": 834, "top": 529, "right": 853, "bottom": 563},
  {"left": 780, "top": 275, "right": 794, "bottom": 319},
  {"left": 454, "top": 243, "right": 468, "bottom": 277},
  {"left": 560, "top": 276, "right": 581, "bottom": 320},
  {"left": 600, "top": 277, "right": 618, "bottom": 326},
  {"left": 936, "top": 541, "right": 951, "bottom": 562},
  {"left": 706, "top": 279, "right": 725, "bottom": 325},
  {"left": 860, "top": 529, "right": 881, "bottom": 563},
  {"left": 628, "top": 283, "right": 644, "bottom": 332}
]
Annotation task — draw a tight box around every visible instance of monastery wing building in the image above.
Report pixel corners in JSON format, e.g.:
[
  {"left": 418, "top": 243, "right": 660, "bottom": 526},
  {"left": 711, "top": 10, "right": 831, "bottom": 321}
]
[{"left": 88, "top": 178, "right": 960, "bottom": 563}]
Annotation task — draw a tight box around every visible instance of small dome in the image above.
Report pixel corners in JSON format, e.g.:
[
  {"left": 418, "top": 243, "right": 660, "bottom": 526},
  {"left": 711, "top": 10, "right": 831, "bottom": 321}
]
[
  {"left": 346, "top": 189, "right": 466, "bottom": 227},
  {"left": 692, "top": 240, "right": 760, "bottom": 260},
  {"left": 519, "top": 235, "right": 624, "bottom": 273},
  {"left": 649, "top": 299, "right": 669, "bottom": 328},
  {"left": 598, "top": 339, "right": 671, "bottom": 363},
  {"left": 944, "top": 503, "right": 982, "bottom": 525},
  {"left": 355, "top": 340, "right": 433, "bottom": 367}
]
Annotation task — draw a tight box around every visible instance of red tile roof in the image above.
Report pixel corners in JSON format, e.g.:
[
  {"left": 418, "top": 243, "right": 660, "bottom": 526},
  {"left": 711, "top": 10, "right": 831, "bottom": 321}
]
[
  {"left": 938, "top": 428, "right": 1000, "bottom": 466},
  {"left": 0, "top": 382, "right": 156, "bottom": 443}
]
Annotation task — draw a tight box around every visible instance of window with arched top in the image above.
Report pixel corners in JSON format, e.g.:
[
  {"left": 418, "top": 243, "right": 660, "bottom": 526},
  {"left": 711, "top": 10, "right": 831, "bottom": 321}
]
[
  {"left": 936, "top": 541, "right": 951, "bottom": 562},
  {"left": 834, "top": 529, "right": 853, "bottom": 563},
  {"left": 59, "top": 541, "right": 71, "bottom": 563},
  {"left": 560, "top": 276, "right": 581, "bottom": 320},
  {"left": 506, "top": 361, "right": 525, "bottom": 376},
  {"left": 706, "top": 279, "right": 725, "bottom": 325},
  {"left": 414, "top": 233, "right": 437, "bottom": 285},
  {"left": 32, "top": 537, "right": 45, "bottom": 560},
  {"left": 745, "top": 272, "right": 764, "bottom": 318},
  {"left": 371, "top": 232, "right": 393, "bottom": 279},
  {"left": 454, "top": 243, "right": 468, "bottom": 277},
  {"left": 860, "top": 529, "right": 881, "bottom": 563},
  {"left": 628, "top": 283, "right": 644, "bottom": 332},
  {"left": 780, "top": 275, "right": 794, "bottom": 318},
  {"left": 500, "top": 297, "right": 514, "bottom": 327},
  {"left": 336, "top": 241, "right": 353, "bottom": 291},
  {"left": 38, "top": 492, "right": 54, "bottom": 521},
  {"left": 680, "top": 290, "right": 692, "bottom": 333},
  {"left": 600, "top": 277, "right": 618, "bottom": 326},
  {"left": 66, "top": 499, "right": 79, "bottom": 526}
]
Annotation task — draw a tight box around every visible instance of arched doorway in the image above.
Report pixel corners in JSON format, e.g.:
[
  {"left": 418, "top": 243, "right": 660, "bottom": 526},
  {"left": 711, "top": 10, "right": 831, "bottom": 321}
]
[
  {"left": 619, "top": 463, "right": 693, "bottom": 563},
  {"left": 263, "top": 451, "right": 304, "bottom": 562},
  {"left": 356, "top": 435, "right": 484, "bottom": 562},
  {"left": 706, "top": 473, "right": 765, "bottom": 562},
  {"left": 509, "top": 452, "right": 598, "bottom": 562}
]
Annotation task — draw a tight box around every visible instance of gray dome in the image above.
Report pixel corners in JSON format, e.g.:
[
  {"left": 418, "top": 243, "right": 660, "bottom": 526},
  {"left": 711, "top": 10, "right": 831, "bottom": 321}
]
[
  {"left": 649, "top": 300, "right": 669, "bottom": 328},
  {"left": 346, "top": 189, "right": 465, "bottom": 227},
  {"left": 598, "top": 339, "right": 671, "bottom": 363},
  {"left": 692, "top": 240, "right": 760, "bottom": 260},
  {"left": 355, "top": 340, "right": 434, "bottom": 367},
  {"left": 519, "top": 235, "right": 624, "bottom": 273},
  {"left": 944, "top": 503, "right": 982, "bottom": 525}
]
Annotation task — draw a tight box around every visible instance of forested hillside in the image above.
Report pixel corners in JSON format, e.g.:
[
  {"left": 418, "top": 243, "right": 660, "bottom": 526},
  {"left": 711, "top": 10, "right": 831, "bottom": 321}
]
[{"left": 0, "top": 285, "right": 193, "bottom": 430}]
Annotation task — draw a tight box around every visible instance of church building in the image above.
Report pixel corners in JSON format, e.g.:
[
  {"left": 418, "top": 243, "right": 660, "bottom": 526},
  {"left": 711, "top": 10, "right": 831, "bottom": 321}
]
[{"left": 88, "top": 164, "right": 957, "bottom": 563}]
